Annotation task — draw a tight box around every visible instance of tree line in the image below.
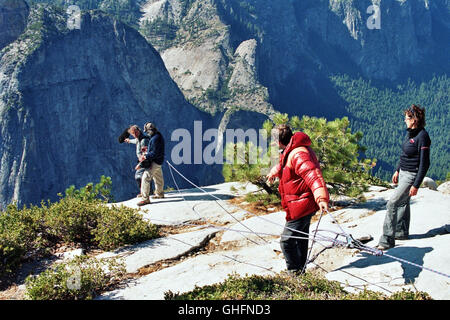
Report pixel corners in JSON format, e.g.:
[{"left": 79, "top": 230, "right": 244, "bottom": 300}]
[{"left": 331, "top": 74, "right": 449, "bottom": 181}]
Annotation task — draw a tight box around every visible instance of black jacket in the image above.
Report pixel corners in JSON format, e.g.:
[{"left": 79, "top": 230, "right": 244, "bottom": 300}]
[
  {"left": 396, "top": 128, "right": 431, "bottom": 188},
  {"left": 145, "top": 131, "right": 165, "bottom": 165}
]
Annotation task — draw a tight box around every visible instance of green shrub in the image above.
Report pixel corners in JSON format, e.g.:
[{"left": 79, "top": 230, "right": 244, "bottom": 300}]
[
  {"left": 244, "top": 192, "right": 281, "bottom": 207},
  {"left": 165, "top": 272, "right": 432, "bottom": 300},
  {"left": 43, "top": 197, "right": 101, "bottom": 245},
  {"left": 389, "top": 289, "right": 431, "bottom": 300},
  {"left": 0, "top": 203, "right": 47, "bottom": 276},
  {"left": 24, "top": 255, "right": 126, "bottom": 300},
  {"left": 43, "top": 198, "right": 159, "bottom": 250},
  {"left": 0, "top": 176, "right": 159, "bottom": 277},
  {"left": 63, "top": 175, "right": 113, "bottom": 202},
  {"left": 93, "top": 205, "right": 159, "bottom": 251}
]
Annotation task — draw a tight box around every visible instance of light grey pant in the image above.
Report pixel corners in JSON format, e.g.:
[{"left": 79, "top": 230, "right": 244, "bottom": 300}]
[
  {"left": 141, "top": 163, "right": 164, "bottom": 201},
  {"left": 379, "top": 169, "right": 416, "bottom": 247}
]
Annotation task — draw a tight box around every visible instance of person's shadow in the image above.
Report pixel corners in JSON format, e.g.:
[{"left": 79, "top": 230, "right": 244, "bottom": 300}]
[
  {"left": 336, "top": 246, "right": 433, "bottom": 284},
  {"left": 409, "top": 225, "right": 450, "bottom": 240},
  {"left": 165, "top": 187, "right": 236, "bottom": 202}
]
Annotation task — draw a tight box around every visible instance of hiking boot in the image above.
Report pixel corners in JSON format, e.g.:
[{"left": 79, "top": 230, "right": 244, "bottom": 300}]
[
  {"left": 376, "top": 244, "right": 394, "bottom": 251},
  {"left": 137, "top": 199, "right": 151, "bottom": 206}
]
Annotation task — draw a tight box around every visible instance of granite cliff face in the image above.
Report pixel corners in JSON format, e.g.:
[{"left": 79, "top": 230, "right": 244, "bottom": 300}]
[
  {"left": 139, "top": 0, "right": 449, "bottom": 116},
  {"left": 0, "top": 0, "right": 29, "bottom": 50},
  {"left": 0, "top": 4, "right": 216, "bottom": 209},
  {"left": 140, "top": 0, "right": 275, "bottom": 119},
  {"left": 295, "top": 0, "right": 447, "bottom": 80},
  {"left": 1, "top": 0, "right": 448, "bottom": 208}
]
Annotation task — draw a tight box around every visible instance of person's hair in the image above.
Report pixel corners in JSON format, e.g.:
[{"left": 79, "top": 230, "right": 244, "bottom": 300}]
[
  {"left": 275, "top": 124, "right": 293, "bottom": 146},
  {"left": 144, "top": 122, "right": 157, "bottom": 134},
  {"left": 404, "top": 104, "right": 426, "bottom": 128},
  {"left": 128, "top": 125, "right": 141, "bottom": 134}
]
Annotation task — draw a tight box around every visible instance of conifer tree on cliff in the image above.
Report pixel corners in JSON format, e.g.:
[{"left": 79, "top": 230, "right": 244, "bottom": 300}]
[{"left": 223, "top": 113, "right": 382, "bottom": 198}]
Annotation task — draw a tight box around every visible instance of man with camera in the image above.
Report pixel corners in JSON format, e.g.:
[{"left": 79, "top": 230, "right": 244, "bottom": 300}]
[{"left": 135, "top": 122, "right": 165, "bottom": 207}]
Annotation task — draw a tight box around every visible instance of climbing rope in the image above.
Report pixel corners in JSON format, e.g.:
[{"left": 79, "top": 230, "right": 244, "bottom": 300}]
[
  {"left": 166, "top": 232, "right": 276, "bottom": 274},
  {"left": 302, "top": 208, "right": 325, "bottom": 274},
  {"left": 166, "top": 161, "right": 337, "bottom": 245},
  {"left": 164, "top": 161, "right": 450, "bottom": 282},
  {"left": 317, "top": 209, "right": 450, "bottom": 278},
  {"left": 167, "top": 161, "right": 264, "bottom": 246}
]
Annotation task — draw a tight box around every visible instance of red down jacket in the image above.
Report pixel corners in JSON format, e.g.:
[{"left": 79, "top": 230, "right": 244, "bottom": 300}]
[{"left": 276, "top": 132, "right": 329, "bottom": 221}]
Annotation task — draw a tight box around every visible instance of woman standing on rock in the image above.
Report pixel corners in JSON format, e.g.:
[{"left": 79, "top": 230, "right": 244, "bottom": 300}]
[
  {"left": 377, "top": 105, "right": 431, "bottom": 250},
  {"left": 267, "top": 124, "right": 329, "bottom": 275}
]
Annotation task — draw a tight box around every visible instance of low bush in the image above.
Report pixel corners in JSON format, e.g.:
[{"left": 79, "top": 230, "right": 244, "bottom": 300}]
[
  {"left": 0, "top": 204, "right": 47, "bottom": 276},
  {"left": 63, "top": 175, "right": 113, "bottom": 202},
  {"left": 164, "top": 272, "right": 432, "bottom": 300},
  {"left": 93, "top": 204, "right": 159, "bottom": 251},
  {"left": 24, "top": 255, "right": 126, "bottom": 300},
  {"left": 0, "top": 176, "right": 159, "bottom": 277},
  {"left": 244, "top": 192, "right": 281, "bottom": 207},
  {"left": 43, "top": 197, "right": 101, "bottom": 245}
]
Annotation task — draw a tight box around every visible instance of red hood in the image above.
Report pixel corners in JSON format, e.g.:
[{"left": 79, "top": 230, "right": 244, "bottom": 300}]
[
  {"left": 280, "top": 132, "right": 312, "bottom": 166},
  {"left": 286, "top": 132, "right": 311, "bottom": 150}
]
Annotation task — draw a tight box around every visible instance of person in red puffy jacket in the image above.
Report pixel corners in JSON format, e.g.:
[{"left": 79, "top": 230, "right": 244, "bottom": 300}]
[{"left": 267, "top": 124, "right": 329, "bottom": 274}]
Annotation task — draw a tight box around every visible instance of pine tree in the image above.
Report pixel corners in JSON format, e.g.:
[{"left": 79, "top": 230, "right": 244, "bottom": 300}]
[{"left": 223, "top": 113, "right": 385, "bottom": 197}]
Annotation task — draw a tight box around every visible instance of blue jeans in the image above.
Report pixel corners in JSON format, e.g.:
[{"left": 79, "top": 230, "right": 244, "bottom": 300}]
[
  {"left": 280, "top": 214, "right": 313, "bottom": 272},
  {"left": 379, "top": 170, "right": 416, "bottom": 247}
]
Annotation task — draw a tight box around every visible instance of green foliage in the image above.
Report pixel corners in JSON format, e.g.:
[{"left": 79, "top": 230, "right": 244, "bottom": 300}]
[
  {"left": 0, "top": 177, "right": 159, "bottom": 277},
  {"left": 223, "top": 141, "right": 268, "bottom": 181},
  {"left": 24, "top": 255, "right": 125, "bottom": 300},
  {"left": 203, "top": 67, "right": 233, "bottom": 109},
  {"left": 99, "top": 0, "right": 145, "bottom": 28},
  {"left": 93, "top": 205, "right": 158, "bottom": 251},
  {"left": 63, "top": 175, "right": 113, "bottom": 202},
  {"left": 0, "top": 204, "right": 48, "bottom": 276},
  {"left": 43, "top": 197, "right": 100, "bottom": 245},
  {"left": 331, "top": 74, "right": 450, "bottom": 181},
  {"left": 139, "top": 17, "right": 179, "bottom": 49},
  {"left": 165, "top": 272, "right": 432, "bottom": 300},
  {"left": 42, "top": 196, "right": 158, "bottom": 250},
  {"left": 244, "top": 192, "right": 281, "bottom": 207},
  {"left": 26, "top": 0, "right": 102, "bottom": 12},
  {"left": 26, "top": 0, "right": 144, "bottom": 28},
  {"left": 217, "top": 0, "right": 262, "bottom": 39},
  {"left": 205, "top": 85, "right": 231, "bottom": 105},
  {"left": 284, "top": 114, "right": 383, "bottom": 196},
  {"left": 223, "top": 113, "right": 385, "bottom": 199}
]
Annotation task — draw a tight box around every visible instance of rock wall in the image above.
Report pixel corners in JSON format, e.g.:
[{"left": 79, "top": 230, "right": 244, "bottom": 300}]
[
  {"left": 0, "top": 4, "right": 217, "bottom": 209},
  {"left": 0, "top": 0, "right": 29, "bottom": 50},
  {"left": 140, "top": 0, "right": 275, "bottom": 119},
  {"left": 140, "top": 0, "right": 449, "bottom": 116}
]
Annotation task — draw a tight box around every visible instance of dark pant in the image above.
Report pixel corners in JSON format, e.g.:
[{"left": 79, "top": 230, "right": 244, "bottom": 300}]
[{"left": 280, "top": 214, "right": 313, "bottom": 272}]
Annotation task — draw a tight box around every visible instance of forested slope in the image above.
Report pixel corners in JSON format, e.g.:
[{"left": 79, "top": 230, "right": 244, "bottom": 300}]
[{"left": 331, "top": 74, "right": 449, "bottom": 181}]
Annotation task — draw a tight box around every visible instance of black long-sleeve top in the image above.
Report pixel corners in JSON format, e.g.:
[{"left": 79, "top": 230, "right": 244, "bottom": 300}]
[{"left": 396, "top": 127, "right": 431, "bottom": 188}]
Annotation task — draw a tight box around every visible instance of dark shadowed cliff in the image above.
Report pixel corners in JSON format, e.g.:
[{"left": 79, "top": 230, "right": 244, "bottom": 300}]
[
  {"left": 0, "top": 4, "right": 219, "bottom": 209},
  {"left": 0, "top": 0, "right": 30, "bottom": 50}
]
